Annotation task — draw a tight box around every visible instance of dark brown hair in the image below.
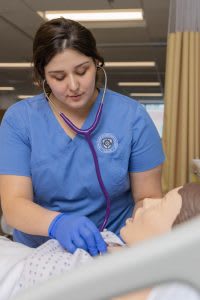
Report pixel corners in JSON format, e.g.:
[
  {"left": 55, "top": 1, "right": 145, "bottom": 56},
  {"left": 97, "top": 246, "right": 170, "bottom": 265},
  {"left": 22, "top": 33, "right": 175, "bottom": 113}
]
[
  {"left": 173, "top": 183, "right": 200, "bottom": 226},
  {"left": 32, "top": 18, "right": 104, "bottom": 87}
]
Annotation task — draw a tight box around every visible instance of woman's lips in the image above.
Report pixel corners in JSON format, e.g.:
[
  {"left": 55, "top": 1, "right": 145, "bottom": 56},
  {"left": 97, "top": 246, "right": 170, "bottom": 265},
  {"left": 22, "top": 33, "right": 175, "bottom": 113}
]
[{"left": 68, "top": 93, "right": 83, "bottom": 100}]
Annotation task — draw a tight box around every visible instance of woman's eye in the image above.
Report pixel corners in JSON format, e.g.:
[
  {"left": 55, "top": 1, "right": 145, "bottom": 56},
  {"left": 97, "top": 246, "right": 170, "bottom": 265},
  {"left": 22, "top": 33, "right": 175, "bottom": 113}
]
[
  {"left": 55, "top": 77, "right": 65, "bottom": 81},
  {"left": 76, "top": 69, "right": 87, "bottom": 76}
]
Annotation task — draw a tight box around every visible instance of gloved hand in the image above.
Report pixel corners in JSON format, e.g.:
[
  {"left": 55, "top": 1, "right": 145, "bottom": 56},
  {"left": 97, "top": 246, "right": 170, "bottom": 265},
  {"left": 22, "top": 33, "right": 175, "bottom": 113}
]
[{"left": 48, "top": 213, "right": 107, "bottom": 256}]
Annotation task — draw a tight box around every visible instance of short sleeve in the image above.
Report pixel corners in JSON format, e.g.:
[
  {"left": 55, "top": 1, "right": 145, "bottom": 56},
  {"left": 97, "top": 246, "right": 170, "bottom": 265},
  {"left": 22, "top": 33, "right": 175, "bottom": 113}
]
[
  {"left": 129, "top": 104, "right": 165, "bottom": 172},
  {"left": 0, "top": 105, "right": 31, "bottom": 176}
]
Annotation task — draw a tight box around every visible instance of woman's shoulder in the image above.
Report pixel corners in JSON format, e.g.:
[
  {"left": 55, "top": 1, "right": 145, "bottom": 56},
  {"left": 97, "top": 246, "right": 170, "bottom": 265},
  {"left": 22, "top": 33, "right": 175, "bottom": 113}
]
[
  {"left": 105, "top": 89, "right": 147, "bottom": 117},
  {"left": 106, "top": 89, "right": 138, "bottom": 104},
  {"left": 6, "top": 94, "right": 45, "bottom": 113},
  {"left": 105, "top": 89, "right": 142, "bottom": 111},
  {"left": 3, "top": 93, "right": 46, "bottom": 121}
]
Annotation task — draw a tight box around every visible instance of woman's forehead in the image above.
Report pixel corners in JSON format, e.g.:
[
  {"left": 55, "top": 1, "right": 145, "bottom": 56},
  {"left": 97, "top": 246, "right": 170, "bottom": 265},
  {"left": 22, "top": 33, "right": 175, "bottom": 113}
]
[{"left": 45, "top": 49, "right": 92, "bottom": 71}]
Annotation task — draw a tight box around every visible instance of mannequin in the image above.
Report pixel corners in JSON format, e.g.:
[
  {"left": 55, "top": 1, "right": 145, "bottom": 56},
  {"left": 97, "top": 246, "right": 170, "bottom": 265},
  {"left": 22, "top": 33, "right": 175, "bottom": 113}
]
[{"left": 116, "top": 182, "right": 200, "bottom": 300}]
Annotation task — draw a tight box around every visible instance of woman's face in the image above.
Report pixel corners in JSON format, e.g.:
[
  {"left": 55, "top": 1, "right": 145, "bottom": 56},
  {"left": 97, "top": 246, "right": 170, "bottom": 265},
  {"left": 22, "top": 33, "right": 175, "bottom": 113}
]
[{"left": 44, "top": 48, "right": 97, "bottom": 112}]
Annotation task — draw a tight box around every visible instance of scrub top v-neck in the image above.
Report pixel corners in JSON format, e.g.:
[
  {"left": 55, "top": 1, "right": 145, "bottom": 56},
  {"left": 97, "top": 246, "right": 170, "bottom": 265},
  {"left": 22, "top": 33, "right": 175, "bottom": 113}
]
[{"left": 46, "top": 88, "right": 102, "bottom": 144}]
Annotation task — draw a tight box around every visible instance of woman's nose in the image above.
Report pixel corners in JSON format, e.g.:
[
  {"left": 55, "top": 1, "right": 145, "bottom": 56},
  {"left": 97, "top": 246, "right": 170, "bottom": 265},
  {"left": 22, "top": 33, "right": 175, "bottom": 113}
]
[{"left": 68, "top": 74, "right": 79, "bottom": 91}]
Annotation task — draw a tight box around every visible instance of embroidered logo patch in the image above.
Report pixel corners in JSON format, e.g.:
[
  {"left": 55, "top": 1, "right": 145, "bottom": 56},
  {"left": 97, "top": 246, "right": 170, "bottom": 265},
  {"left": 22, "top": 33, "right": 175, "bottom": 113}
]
[{"left": 97, "top": 133, "right": 118, "bottom": 153}]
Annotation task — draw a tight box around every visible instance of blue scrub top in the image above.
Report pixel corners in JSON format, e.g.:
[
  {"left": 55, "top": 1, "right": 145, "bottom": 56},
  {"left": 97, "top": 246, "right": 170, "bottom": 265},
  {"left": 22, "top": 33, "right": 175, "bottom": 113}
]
[{"left": 0, "top": 89, "right": 165, "bottom": 247}]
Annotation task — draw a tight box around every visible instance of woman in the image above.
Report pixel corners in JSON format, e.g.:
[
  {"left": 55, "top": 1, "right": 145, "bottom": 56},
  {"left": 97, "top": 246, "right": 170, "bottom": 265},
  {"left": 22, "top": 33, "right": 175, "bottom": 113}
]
[{"left": 0, "top": 18, "right": 164, "bottom": 255}]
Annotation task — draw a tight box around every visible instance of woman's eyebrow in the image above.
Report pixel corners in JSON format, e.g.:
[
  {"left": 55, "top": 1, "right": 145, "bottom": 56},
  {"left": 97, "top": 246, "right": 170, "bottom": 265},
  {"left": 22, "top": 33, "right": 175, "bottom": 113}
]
[
  {"left": 48, "top": 61, "right": 90, "bottom": 74},
  {"left": 48, "top": 70, "right": 65, "bottom": 74},
  {"left": 75, "top": 61, "right": 90, "bottom": 68}
]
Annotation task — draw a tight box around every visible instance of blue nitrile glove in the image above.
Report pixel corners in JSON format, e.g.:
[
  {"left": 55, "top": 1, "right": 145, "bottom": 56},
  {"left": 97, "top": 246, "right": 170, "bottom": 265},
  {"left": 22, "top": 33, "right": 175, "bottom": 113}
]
[{"left": 48, "top": 213, "right": 107, "bottom": 256}]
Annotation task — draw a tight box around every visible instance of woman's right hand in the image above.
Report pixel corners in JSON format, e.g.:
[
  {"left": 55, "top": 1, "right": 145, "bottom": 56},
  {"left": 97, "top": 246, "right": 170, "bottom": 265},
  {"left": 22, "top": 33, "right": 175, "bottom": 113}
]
[{"left": 48, "top": 214, "right": 107, "bottom": 256}]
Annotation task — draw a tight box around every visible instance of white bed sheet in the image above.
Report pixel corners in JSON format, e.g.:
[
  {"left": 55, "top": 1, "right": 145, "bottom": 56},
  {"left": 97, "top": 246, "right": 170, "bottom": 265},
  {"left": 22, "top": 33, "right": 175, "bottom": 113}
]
[
  {"left": 0, "top": 237, "right": 33, "bottom": 300},
  {"left": 148, "top": 283, "right": 200, "bottom": 300}
]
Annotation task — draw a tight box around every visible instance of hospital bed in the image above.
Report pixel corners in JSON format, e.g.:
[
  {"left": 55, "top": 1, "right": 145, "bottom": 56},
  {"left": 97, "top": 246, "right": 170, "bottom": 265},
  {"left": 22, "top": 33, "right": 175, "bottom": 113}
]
[{"left": 12, "top": 215, "right": 200, "bottom": 300}]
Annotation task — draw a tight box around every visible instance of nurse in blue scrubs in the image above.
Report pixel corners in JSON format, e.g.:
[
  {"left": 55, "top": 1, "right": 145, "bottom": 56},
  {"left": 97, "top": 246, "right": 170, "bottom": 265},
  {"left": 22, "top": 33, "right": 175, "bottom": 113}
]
[{"left": 0, "top": 18, "right": 165, "bottom": 256}]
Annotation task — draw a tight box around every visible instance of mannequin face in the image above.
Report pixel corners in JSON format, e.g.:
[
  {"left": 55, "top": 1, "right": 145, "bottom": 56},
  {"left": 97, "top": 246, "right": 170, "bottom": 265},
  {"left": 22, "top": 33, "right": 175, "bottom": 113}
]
[{"left": 120, "top": 187, "right": 182, "bottom": 246}]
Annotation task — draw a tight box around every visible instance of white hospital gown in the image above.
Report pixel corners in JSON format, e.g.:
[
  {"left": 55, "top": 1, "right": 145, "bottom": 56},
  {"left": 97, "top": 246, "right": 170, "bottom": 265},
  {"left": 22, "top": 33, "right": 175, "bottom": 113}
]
[
  {"left": 15, "top": 230, "right": 124, "bottom": 294},
  {"left": 1, "top": 233, "right": 199, "bottom": 300}
]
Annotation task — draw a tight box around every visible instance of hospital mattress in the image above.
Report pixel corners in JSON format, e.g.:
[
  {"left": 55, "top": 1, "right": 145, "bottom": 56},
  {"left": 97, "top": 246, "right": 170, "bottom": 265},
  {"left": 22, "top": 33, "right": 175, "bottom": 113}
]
[{"left": 12, "top": 215, "right": 200, "bottom": 300}]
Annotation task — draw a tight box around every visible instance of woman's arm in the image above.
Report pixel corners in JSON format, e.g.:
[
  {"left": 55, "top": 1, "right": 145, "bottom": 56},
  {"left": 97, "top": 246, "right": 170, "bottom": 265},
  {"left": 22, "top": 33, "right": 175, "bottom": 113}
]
[
  {"left": 0, "top": 175, "right": 107, "bottom": 255},
  {"left": 0, "top": 175, "right": 59, "bottom": 236},
  {"left": 130, "top": 164, "right": 163, "bottom": 215}
]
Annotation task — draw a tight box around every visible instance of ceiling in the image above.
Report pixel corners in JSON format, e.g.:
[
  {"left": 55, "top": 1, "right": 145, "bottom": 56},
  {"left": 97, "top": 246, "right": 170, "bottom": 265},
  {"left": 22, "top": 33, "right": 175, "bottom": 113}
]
[{"left": 0, "top": 0, "right": 170, "bottom": 109}]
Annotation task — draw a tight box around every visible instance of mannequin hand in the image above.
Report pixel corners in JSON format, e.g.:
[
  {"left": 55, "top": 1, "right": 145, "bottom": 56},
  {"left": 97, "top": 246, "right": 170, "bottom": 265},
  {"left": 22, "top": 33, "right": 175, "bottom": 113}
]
[{"left": 48, "top": 214, "right": 107, "bottom": 256}]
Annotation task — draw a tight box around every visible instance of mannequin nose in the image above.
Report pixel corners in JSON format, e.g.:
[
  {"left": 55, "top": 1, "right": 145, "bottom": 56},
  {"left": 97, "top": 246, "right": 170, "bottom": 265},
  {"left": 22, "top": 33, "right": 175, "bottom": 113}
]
[{"left": 126, "top": 218, "right": 133, "bottom": 225}]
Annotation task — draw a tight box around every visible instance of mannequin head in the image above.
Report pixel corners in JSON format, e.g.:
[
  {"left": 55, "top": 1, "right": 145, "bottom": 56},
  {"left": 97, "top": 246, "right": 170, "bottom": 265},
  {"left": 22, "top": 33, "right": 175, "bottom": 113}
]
[
  {"left": 120, "top": 183, "right": 200, "bottom": 246},
  {"left": 173, "top": 183, "right": 200, "bottom": 225}
]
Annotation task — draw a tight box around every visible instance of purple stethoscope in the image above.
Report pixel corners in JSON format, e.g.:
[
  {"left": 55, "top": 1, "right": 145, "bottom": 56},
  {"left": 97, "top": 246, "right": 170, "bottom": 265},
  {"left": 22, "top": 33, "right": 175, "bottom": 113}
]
[{"left": 43, "top": 66, "right": 110, "bottom": 231}]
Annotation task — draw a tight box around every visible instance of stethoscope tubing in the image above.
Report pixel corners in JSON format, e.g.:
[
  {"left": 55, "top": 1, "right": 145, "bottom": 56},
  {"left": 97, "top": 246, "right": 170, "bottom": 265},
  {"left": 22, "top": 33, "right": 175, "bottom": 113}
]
[{"left": 43, "top": 66, "right": 110, "bottom": 231}]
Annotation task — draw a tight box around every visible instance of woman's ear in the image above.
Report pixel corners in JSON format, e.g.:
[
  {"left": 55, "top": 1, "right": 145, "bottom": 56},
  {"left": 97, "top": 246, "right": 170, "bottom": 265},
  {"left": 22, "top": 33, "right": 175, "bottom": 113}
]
[{"left": 95, "top": 59, "right": 100, "bottom": 68}]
